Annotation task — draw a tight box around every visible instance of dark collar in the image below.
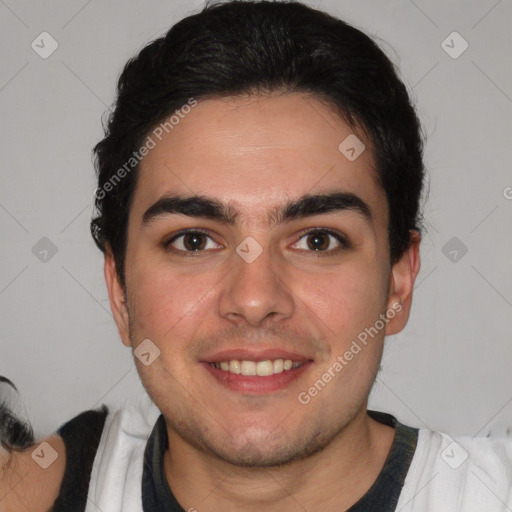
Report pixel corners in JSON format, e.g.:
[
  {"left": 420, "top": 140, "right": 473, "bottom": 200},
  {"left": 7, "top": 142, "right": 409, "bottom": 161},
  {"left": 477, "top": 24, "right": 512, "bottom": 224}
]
[{"left": 142, "top": 410, "right": 419, "bottom": 512}]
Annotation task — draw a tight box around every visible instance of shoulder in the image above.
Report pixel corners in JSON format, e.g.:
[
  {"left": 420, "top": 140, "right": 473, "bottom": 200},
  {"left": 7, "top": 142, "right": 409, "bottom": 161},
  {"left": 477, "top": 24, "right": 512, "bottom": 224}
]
[
  {"left": 0, "top": 435, "right": 66, "bottom": 512},
  {"left": 56, "top": 403, "right": 110, "bottom": 461},
  {"left": 75, "top": 392, "right": 160, "bottom": 510},
  {"left": 0, "top": 406, "right": 110, "bottom": 512},
  {"left": 50, "top": 404, "right": 110, "bottom": 511},
  {"left": 397, "top": 428, "right": 512, "bottom": 511},
  {"left": 418, "top": 429, "right": 512, "bottom": 480},
  {"left": 87, "top": 392, "right": 160, "bottom": 473},
  {"left": 1, "top": 377, "right": 67, "bottom": 512},
  {"left": 1, "top": 392, "right": 159, "bottom": 512}
]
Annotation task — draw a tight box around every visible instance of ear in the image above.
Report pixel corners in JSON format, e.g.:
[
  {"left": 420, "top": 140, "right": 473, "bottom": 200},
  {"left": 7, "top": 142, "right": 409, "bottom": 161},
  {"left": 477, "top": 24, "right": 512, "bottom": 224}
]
[
  {"left": 385, "top": 230, "right": 421, "bottom": 335},
  {"left": 104, "top": 244, "right": 131, "bottom": 347}
]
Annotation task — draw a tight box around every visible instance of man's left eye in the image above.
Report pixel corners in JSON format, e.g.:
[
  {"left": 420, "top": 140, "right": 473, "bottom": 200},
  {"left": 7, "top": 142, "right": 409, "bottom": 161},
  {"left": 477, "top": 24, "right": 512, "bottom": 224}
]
[{"left": 291, "top": 229, "right": 348, "bottom": 253}]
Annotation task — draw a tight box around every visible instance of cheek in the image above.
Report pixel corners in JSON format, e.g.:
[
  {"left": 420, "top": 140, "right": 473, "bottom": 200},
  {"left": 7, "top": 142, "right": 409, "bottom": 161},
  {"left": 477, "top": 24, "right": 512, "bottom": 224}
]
[
  {"left": 128, "top": 262, "right": 214, "bottom": 346},
  {"left": 127, "top": 266, "right": 215, "bottom": 393},
  {"left": 297, "top": 261, "right": 387, "bottom": 340}
]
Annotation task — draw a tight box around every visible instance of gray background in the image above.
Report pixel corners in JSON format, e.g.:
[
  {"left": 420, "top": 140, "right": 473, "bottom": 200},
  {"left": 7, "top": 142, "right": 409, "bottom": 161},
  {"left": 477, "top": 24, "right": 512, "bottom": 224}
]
[{"left": 1, "top": 0, "right": 511, "bottom": 439}]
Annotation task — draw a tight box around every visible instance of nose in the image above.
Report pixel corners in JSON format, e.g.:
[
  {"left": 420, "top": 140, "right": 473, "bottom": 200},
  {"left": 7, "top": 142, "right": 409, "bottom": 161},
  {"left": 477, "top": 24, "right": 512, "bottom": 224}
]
[{"left": 217, "top": 241, "right": 295, "bottom": 327}]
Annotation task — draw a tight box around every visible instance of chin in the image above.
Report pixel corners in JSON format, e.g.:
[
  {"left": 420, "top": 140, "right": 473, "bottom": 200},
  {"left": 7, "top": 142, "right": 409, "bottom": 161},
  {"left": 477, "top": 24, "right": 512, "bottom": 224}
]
[
  {"left": 216, "top": 435, "right": 329, "bottom": 468},
  {"left": 196, "top": 421, "right": 330, "bottom": 469}
]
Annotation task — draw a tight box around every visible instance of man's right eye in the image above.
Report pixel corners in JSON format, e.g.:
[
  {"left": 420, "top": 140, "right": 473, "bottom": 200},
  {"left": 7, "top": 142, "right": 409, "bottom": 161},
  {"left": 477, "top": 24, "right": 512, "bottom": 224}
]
[{"left": 163, "top": 230, "right": 222, "bottom": 254}]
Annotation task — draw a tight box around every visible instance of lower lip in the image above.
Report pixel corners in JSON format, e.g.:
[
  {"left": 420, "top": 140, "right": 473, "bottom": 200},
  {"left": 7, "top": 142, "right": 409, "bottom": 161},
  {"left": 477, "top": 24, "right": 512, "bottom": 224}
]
[{"left": 201, "top": 362, "right": 312, "bottom": 394}]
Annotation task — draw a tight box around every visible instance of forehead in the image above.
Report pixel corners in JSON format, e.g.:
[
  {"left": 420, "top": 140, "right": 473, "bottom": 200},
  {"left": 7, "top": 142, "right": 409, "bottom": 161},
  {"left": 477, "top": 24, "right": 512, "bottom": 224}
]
[{"left": 130, "top": 92, "right": 386, "bottom": 227}]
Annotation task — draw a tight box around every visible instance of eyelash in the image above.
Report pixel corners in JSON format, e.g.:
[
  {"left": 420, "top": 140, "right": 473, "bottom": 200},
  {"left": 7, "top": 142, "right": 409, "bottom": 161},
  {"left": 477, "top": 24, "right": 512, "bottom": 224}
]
[{"left": 162, "top": 228, "right": 349, "bottom": 258}]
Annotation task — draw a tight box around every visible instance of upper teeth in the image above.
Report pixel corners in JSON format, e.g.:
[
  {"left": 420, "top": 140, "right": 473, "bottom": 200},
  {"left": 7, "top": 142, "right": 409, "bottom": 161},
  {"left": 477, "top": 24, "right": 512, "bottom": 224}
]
[{"left": 210, "top": 359, "right": 303, "bottom": 376}]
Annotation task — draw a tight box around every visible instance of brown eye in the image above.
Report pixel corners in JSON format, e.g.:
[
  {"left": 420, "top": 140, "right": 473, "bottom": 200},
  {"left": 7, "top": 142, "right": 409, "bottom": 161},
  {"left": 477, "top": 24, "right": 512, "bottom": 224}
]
[
  {"left": 165, "top": 230, "right": 221, "bottom": 254},
  {"left": 305, "top": 232, "right": 330, "bottom": 251},
  {"left": 181, "top": 232, "right": 207, "bottom": 251},
  {"left": 291, "top": 229, "right": 348, "bottom": 255}
]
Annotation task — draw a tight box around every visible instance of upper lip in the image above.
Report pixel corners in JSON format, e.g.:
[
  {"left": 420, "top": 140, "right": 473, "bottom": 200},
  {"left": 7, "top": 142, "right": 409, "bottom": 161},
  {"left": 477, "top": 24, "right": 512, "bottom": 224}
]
[{"left": 201, "top": 348, "right": 313, "bottom": 363}]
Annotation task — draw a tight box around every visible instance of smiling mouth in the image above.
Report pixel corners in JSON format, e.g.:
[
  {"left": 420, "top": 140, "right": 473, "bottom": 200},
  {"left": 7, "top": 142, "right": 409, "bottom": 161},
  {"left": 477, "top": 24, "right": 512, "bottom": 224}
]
[
  {"left": 203, "top": 357, "right": 312, "bottom": 393},
  {"left": 209, "top": 359, "right": 304, "bottom": 376}
]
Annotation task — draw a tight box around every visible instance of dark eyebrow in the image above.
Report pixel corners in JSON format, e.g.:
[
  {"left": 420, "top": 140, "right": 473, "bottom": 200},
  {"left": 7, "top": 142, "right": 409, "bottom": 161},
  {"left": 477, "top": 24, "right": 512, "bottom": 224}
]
[{"left": 141, "top": 192, "right": 373, "bottom": 228}]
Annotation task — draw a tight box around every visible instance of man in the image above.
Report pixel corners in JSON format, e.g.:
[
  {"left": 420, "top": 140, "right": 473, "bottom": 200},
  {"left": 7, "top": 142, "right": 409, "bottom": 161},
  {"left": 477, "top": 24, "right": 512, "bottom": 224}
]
[{"left": 1, "top": 1, "right": 511, "bottom": 511}]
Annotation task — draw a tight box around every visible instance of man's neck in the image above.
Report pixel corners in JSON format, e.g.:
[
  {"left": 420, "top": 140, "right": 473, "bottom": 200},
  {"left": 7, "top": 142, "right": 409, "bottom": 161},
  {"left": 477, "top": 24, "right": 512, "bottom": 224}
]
[{"left": 163, "top": 409, "right": 395, "bottom": 512}]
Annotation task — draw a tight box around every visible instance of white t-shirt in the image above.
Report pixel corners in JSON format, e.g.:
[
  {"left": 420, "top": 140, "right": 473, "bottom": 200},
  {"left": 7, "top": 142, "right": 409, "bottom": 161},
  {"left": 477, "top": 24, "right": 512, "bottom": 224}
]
[
  {"left": 84, "top": 392, "right": 512, "bottom": 512},
  {"left": 396, "top": 428, "right": 512, "bottom": 510}
]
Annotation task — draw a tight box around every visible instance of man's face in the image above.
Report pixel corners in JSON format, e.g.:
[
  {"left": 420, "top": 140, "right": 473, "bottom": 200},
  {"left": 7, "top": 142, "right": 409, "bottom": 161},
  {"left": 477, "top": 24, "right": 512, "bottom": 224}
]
[{"left": 107, "top": 92, "right": 413, "bottom": 466}]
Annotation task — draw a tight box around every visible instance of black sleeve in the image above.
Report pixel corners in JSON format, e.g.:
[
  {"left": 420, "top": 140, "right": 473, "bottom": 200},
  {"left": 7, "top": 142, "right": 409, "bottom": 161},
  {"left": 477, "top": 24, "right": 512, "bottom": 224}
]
[{"left": 51, "top": 404, "right": 109, "bottom": 512}]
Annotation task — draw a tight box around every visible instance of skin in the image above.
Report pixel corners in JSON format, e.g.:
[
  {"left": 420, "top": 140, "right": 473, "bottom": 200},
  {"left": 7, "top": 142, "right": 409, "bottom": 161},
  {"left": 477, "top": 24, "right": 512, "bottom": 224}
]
[
  {"left": 0, "top": 91, "right": 421, "bottom": 511},
  {"left": 0, "top": 436, "right": 66, "bottom": 512},
  {"left": 0, "top": 92, "right": 421, "bottom": 510},
  {"left": 104, "top": 91, "right": 421, "bottom": 511}
]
